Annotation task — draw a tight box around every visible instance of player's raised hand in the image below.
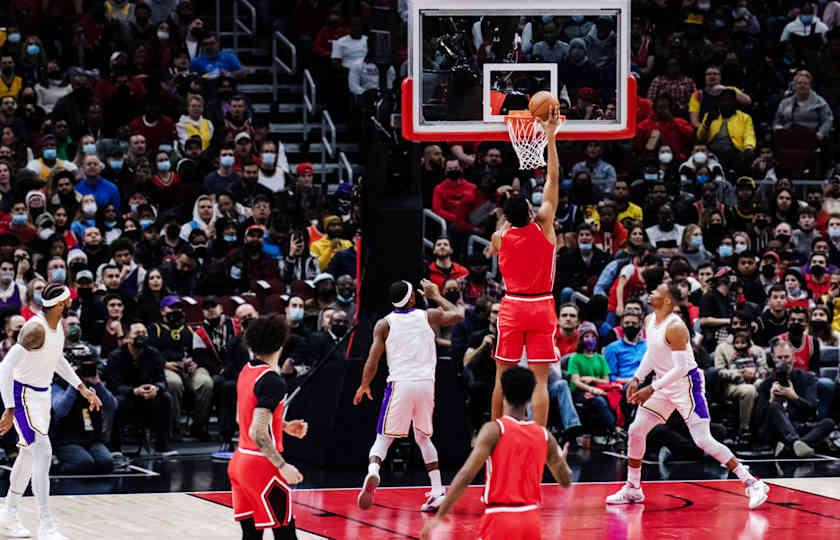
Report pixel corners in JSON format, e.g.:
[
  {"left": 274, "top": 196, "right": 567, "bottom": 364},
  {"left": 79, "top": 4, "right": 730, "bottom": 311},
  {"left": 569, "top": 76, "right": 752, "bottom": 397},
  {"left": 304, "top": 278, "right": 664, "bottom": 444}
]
[
  {"left": 0, "top": 409, "right": 13, "bottom": 436},
  {"left": 420, "top": 278, "right": 440, "bottom": 299},
  {"left": 285, "top": 419, "right": 308, "bottom": 439},
  {"left": 353, "top": 385, "right": 373, "bottom": 405},
  {"left": 279, "top": 462, "right": 303, "bottom": 485},
  {"left": 537, "top": 103, "right": 563, "bottom": 138}
]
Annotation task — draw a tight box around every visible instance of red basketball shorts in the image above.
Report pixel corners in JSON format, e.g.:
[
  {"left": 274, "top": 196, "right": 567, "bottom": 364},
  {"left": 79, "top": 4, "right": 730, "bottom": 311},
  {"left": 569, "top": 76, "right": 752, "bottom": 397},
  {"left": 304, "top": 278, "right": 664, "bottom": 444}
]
[
  {"left": 228, "top": 449, "right": 293, "bottom": 529},
  {"left": 478, "top": 508, "right": 542, "bottom": 539},
  {"left": 495, "top": 295, "right": 557, "bottom": 364}
]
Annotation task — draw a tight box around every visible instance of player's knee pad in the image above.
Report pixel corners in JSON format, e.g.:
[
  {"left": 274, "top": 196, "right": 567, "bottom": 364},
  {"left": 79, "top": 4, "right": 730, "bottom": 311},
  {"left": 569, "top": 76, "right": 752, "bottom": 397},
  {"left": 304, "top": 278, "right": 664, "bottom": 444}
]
[
  {"left": 369, "top": 434, "right": 394, "bottom": 461},
  {"left": 414, "top": 429, "right": 438, "bottom": 464}
]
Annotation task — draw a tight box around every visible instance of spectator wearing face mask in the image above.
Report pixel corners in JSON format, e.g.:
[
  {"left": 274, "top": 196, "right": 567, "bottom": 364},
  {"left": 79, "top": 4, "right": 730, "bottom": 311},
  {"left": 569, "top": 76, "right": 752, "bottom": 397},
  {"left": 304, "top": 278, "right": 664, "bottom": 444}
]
[
  {"left": 805, "top": 252, "right": 831, "bottom": 298},
  {"left": 0, "top": 257, "right": 24, "bottom": 310},
  {"left": 277, "top": 227, "right": 320, "bottom": 285},
  {"left": 713, "top": 328, "right": 766, "bottom": 440},
  {"left": 603, "top": 311, "right": 646, "bottom": 422},
  {"left": 332, "top": 274, "right": 356, "bottom": 320},
  {"left": 634, "top": 94, "right": 695, "bottom": 163},
  {"left": 696, "top": 88, "right": 756, "bottom": 167},
  {"left": 555, "top": 224, "right": 609, "bottom": 302},
  {"left": 678, "top": 224, "right": 713, "bottom": 271},
  {"left": 567, "top": 322, "right": 615, "bottom": 440},
  {"left": 0, "top": 313, "right": 24, "bottom": 360},
  {"left": 310, "top": 215, "right": 352, "bottom": 271}
]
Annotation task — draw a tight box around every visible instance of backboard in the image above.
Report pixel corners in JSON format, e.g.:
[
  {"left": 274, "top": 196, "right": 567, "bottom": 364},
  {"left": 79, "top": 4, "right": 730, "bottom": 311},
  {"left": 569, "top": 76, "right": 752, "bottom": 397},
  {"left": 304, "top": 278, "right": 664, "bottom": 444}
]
[{"left": 402, "top": 0, "right": 635, "bottom": 142}]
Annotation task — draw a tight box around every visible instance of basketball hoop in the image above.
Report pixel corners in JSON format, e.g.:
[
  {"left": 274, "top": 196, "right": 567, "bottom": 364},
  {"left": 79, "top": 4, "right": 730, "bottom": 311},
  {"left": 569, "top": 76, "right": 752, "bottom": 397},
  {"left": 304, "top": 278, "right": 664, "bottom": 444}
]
[{"left": 504, "top": 111, "right": 566, "bottom": 170}]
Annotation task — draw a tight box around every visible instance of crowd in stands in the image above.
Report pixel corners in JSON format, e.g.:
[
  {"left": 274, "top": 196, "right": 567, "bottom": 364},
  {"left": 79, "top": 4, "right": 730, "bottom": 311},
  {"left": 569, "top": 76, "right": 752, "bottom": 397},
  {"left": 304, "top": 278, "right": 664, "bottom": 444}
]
[
  {"left": 0, "top": 0, "right": 363, "bottom": 471},
  {"left": 0, "top": 0, "right": 840, "bottom": 475},
  {"left": 408, "top": 0, "right": 840, "bottom": 457}
]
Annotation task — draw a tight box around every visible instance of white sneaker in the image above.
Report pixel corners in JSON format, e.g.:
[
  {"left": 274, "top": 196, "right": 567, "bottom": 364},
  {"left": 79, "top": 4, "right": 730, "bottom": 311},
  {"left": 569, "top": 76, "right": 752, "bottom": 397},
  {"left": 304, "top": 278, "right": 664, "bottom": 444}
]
[
  {"left": 0, "top": 507, "right": 31, "bottom": 538},
  {"left": 420, "top": 491, "right": 446, "bottom": 512},
  {"left": 357, "top": 472, "right": 380, "bottom": 510},
  {"left": 746, "top": 480, "right": 769, "bottom": 510},
  {"left": 605, "top": 482, "right": 645, "bottom": 505},
  {"left": 793, "top": 440, "right": 815, "bottom": 458},
  {"left": 38, "top": 526, "right": 69, "bottom": 540}
]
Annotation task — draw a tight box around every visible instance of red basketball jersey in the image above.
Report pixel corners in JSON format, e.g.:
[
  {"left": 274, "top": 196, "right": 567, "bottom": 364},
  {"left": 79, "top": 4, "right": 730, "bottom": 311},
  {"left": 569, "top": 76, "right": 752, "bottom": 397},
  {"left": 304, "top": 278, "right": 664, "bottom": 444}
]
[
  {"left": 499, "top": 222, "right": 555, "bottom": 295},
  {"left": 236, "top": 361, "right": 285, "bottom": 453},
  {"left": 482, "top": 416, "right": 548, "bottom": 507}
]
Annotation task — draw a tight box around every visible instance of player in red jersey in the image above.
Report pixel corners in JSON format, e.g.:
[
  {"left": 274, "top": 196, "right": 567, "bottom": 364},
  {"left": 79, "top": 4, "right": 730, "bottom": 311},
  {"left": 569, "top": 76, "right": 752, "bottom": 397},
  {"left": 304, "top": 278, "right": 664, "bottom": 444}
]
[
  {"left": 227, "top": 314, "right": 309, "bottom": 539},
  {"left": 421, "top": 366, "right": 571, "bottom": 540},
  {"left": 487, "top": 105, "right": 563, "bottom": 426}
]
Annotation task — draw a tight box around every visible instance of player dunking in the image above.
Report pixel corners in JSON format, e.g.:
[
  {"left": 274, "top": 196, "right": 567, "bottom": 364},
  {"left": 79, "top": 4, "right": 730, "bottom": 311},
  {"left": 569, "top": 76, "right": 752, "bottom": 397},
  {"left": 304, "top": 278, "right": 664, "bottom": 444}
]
[
  {"left": 228, "top": 314, "right": 309, "bottom": 539},
  {"left": 354, "top": 279, "right": 464, "bottom": 512},
  {"left": 488, "top": 105, "right": 563, "bottom": 426},
  {"left": 421, "top": 367, "right": 570, "bottom": 540},
  {"left": 0, "top": 283, "right": 102, "bottom": 540},
  {"left": 606, "top": 283, "right": 770, "bottom": 509}
]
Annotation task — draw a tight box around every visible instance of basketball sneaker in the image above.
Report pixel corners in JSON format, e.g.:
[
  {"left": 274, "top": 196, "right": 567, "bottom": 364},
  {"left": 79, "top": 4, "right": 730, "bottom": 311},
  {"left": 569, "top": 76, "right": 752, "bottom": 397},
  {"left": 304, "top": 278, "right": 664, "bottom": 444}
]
[
  {"left": 420, "top": 491, "right": 446, "bottom": 512},
  {"left": 746, "top": 480, "right": 770, "bottom": 510},
  {"left": 357, "top": 471, "right": 380, "bottom": 510},
  {"left": 0, "top": 506, "right": 30, "bottom": 538},
  {"left": 605, "top": 482, "right": 645, "bottom": 505}
]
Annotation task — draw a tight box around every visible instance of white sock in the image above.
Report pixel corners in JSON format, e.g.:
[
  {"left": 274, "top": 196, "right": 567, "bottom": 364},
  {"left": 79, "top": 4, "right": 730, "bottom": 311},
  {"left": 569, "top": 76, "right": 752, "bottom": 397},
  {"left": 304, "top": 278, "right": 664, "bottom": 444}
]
[
  {"left": 368, "top": 462, "right": 380, "bottom": 477},
  {"left": 627, "top": 466, "right": 641, "bottom": 489},
  {"left": 428, "top": 469, "right": 443, "bottom": 495},
  {"left": 733, "top": 464, "right": 756, "bottom": 486}
]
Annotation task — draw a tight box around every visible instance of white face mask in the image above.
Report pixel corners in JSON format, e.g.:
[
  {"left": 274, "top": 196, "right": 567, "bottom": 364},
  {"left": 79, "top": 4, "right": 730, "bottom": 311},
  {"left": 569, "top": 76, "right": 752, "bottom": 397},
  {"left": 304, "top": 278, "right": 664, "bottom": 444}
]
[
  {"left": 734, "top": 242, "right": 748, "bottom": 254},
  {"left": 157, "top": 30, "right": 170, "bottom": 40},
  {"left": 38, "top": 228, "right": 54, "bottom": 240},
  {"left": 659, "top": 151, "right": 673, "bottom": 164},
  {"left": 693, "top": 151, "right": 708, "bottom": 165},
  {"left": 82, "top": 202, "right": 97, "bottom": 216}
]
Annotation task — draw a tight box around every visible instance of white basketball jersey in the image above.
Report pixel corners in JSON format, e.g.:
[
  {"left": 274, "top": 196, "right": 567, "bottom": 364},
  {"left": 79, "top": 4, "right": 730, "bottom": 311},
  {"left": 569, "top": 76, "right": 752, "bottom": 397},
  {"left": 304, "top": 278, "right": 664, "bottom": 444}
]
[
  {"left": 384, "top": 309, "right": 437, "bottom": 382},
  {"left": 13, "top": 315, "right": 65, "bottom": 388},
  {"left": 644, "top": 312, "right": 697, "bottom": 380}
]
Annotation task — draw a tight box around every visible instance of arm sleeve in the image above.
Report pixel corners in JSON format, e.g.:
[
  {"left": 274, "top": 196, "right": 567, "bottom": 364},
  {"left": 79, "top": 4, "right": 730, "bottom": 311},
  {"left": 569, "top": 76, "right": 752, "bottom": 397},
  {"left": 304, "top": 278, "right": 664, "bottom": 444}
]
[
  {"left": 651, "top": 349, "right": 694, "bottom": 391},
  {"left": 55, "top": 355, "right": 83, "bottom": 389},
  {"left": 254, "top": 372, "right": 287, "bottom": 411},
  {"left": 634, "top": 348, "right": 654, "bottom": 381},
  {"left": 0, "top": 344, "right": 26, "bottom": 406}
]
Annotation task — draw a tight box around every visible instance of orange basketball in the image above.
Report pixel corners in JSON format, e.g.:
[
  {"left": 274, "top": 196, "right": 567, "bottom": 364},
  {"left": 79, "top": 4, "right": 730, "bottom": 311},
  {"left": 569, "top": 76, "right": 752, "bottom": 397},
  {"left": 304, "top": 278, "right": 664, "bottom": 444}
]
[{"left": 528, "top": 91, "right": 559, "bottom": 121}]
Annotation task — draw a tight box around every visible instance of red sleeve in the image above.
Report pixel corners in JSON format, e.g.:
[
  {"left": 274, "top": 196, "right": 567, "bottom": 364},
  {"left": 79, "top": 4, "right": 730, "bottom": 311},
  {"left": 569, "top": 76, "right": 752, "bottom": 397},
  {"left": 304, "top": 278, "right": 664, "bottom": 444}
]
[
  {"left": 633, "top": 120, "right": 652, "bottom": 151},
  {"left": 432, "top": 184, "right": 457, "bottom": 222}
]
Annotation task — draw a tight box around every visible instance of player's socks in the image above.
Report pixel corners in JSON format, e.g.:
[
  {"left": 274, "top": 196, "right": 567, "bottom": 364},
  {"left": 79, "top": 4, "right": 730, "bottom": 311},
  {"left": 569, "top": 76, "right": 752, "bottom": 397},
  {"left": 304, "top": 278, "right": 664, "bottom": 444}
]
[
  {"left": 627, "top": 466, "right": 641, "bottom": 489},
  {"left": 428, "top": 469, "right": 443, "bottom": 496},
  {"left": 5, "top": 492, "right": 21, "bottom": 512},
  {"left": 733, "top": 464, "right": 756, "bottom": 486},
  {"left": 368, "top": 462, "right": 380, "bottom": 477}
]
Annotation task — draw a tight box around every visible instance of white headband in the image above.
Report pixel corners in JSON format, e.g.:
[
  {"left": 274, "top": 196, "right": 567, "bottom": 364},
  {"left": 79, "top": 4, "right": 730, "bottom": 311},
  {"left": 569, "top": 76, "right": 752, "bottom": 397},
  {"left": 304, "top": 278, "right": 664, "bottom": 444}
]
[
  {"left": 42, "top": 287, "right": 70, "bottom": 308},
  {"left": 392, "top": 281, "right": 414, "bottom": 308}
]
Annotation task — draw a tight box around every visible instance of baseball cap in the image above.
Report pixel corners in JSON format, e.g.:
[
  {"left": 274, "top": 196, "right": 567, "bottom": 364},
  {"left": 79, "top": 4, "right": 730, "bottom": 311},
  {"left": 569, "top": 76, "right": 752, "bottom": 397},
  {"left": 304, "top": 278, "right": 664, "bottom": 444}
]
[
  {"left": 762, "top": 251, "right": 781, "bottom": 263},
  {"left": 160, "top": 295, "right": 183, "bottom": 309},
  {"left": 75, "top": 270, "right": 94, "bottom": 283},
  {"left": 202, "top": 295, "right": 221, "bottom": 308},
  {"left": 307, "top": 272, "right": 334, "bottom": 288},
  {"left": 736, "top": 176, "right": 756, "bottom": 190},
  {"left": 35, "top": 213, "right": 54, "bottom": 227},
  {"left": 234, "top": 131, "right": 251, "bottom": 143},
  {"left": 245, "top": 224, "right": 265, "bottom": 237},
  {"left": 296, "top": 163, "right": 314, "bottom": 176}
]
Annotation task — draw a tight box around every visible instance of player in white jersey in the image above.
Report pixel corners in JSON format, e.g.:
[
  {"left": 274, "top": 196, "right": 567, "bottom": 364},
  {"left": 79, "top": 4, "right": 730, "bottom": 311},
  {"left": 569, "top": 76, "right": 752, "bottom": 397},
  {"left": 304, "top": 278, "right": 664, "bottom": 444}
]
[
  {"left": 354, "top": 279, "right": 464, "bottom": 512},
  {"left": 0, "top": 283, "right": 103, "bottom": 539},
  {"left": 606, "top": 282, "right": 770, "bottom": 509}
]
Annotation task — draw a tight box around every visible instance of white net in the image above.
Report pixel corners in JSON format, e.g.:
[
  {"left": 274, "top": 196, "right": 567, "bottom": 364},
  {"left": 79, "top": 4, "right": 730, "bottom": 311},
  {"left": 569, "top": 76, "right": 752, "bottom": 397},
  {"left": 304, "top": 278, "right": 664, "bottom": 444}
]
[{"left": 505, "top": 114, "right": 549, "bottom": 170}]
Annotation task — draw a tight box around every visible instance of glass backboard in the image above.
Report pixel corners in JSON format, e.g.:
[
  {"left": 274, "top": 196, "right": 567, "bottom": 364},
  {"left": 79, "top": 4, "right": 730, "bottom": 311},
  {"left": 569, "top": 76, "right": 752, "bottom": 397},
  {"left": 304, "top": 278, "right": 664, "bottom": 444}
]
[{"left": 402, "top": 0, "right": 635, "bottom": 142}]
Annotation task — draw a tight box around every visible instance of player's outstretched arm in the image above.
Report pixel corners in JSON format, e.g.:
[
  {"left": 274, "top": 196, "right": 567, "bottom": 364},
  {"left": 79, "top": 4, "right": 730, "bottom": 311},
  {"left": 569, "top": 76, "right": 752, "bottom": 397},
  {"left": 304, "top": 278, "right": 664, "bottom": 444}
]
[
  {"left": 422, "top": 279, "right": 465, "bottom": 328},
  {"left": 546, "top": 432, "right": 572, "bottom": 487},
  {"left": 536, "top": 104, "right": 562, "bottom": 242},
  {"left": 250, "top": 407, "right": 303, "bottom": 484},
  {"left": 353, "top": 319, "right": 388, "bottom": 405},
  {"left": 421, "top": 421, "right": 501, "bottom": 539}
]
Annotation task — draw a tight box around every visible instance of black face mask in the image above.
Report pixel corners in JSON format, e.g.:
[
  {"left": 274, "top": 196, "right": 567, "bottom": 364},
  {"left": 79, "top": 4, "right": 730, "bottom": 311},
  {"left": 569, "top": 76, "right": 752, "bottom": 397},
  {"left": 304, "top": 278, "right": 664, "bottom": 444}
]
[
  {"left": 755, "top": 218, "right": 769, "bottom": 229},
  {"left": 245, "top": 241, "right": 262, "bottom": 254},
  {"left": 788, "top": 323, "right": 804, "bottom": 336},
  {"left": 445, "top": 170, "right": 462, "bottom": 180},
  {"left": 811, "top": 265, "right": 826, "bottom": 278},
  {"left": 165, "top": 311, "right": 185, "bottom": 327},
  {"left": 706, "top": 223, "right": 725, "bottom": 235},
  {"left": 331, "top": 324, "right": 348, "bottom": 337},
  {"left": 659, "top": 217, "right": 674, "bottom": 229},
  {"left": 775, "top": 234, "right": 791, "bottom": 245},
  {"left": 318, "top": 288, "right": 335, "bottom": 300},
  {"left": 719, "top": 105, "right": 736, "bottom": 117},
  {"left": 206, "top": 316, "right": 221, "bottom": 327},
  {"left": 166, "top": 225, "right": 180, "bottom": 239},
  {"left": 810, "top": 320, "right": 828, "bottom": 334},
  {"left": 444, "top": 290, "right": 461, "bottom": 304},
  {"left": 134, "top": 335, "right": 148, "bottom": 349},
  {"left": 622, "top": 325, "right": 641, "bottom": 340},
  {"left": 761, "top": 265, "right": 776, "bottom": 279}
]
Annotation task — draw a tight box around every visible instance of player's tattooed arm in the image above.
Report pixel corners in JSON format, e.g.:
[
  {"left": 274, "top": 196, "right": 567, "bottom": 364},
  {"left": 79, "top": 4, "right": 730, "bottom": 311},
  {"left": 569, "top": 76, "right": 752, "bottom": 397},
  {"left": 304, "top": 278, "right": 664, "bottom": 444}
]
[
  {"left": 422, "top": 279, "right": 465, "bottom": 328},
  {"left": 17, "top": 321, "right": 44, "bottom": 351},
  {"left": 251, "top": 407, "right": 286, "bottom": 469}
]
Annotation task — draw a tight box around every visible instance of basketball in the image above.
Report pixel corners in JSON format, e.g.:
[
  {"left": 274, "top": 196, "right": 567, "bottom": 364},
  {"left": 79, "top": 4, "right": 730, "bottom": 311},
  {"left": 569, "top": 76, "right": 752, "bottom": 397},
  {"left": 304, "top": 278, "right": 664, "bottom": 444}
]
[{"left": 528, "top": 91, "right": 559, "bottom": 121}]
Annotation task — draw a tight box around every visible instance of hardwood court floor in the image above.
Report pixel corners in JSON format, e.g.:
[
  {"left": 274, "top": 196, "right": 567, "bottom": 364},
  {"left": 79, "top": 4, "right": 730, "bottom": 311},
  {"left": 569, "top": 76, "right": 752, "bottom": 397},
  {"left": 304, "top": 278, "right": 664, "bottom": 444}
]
[{"left": 7, "top": 478, "right": 840, "bottom": 539}]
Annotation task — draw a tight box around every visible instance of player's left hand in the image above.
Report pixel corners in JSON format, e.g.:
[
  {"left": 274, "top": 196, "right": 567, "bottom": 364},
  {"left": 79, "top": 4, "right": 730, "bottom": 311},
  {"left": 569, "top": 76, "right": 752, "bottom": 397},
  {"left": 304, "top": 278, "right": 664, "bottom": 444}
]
[
  {"left": 0, "top": 409, "right": 13, "bottom": 436},
  {"left": 629, "top": 385, "right": 654, "bottom": 405},
  {"left": 353, "top": 385, "right": 373, "bottom": 405},
  {"left": 285, "top": 419, "right": 308, "bottom": 439},
  {"left": 420, "top": 279, "right": 439, "bottom": 299},
  {"left": 80, "top": 386, "right": 102, "bottom": 411},
  {"left": 421, "top": 515, "right": 444, "bottom": 540}
]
